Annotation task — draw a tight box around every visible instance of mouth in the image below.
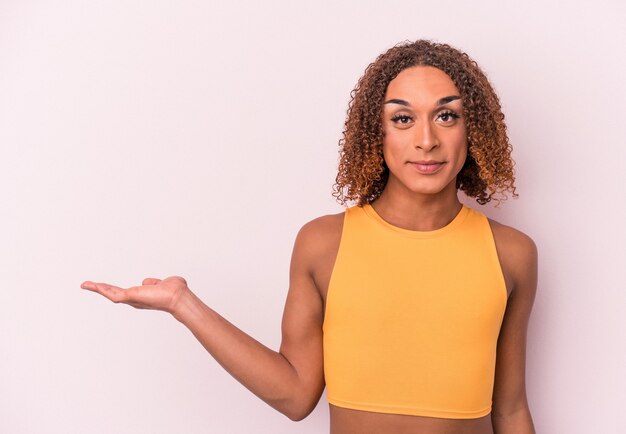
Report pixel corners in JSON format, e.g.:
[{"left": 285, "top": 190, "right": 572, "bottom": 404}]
[{"left": 407, "top": 160, "right": 446, "bottom": 174}]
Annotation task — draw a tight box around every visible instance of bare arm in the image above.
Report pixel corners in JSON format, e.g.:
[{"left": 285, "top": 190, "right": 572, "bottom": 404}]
[
  {"left": 81, "top": 220, "right": 326, "bottom": 421},
  {"left": 489, "top": 221, "right": 538, "bottom": 434}
]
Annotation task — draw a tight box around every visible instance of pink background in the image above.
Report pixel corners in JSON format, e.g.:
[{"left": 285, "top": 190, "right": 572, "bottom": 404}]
[{"left": 1, "top": 1, "right": 624, "bottom": 433}]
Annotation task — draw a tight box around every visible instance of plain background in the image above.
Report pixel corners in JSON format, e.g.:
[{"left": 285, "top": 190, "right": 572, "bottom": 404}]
[{"left": 1, "top": 1, "right": 625, "bottom": 433}]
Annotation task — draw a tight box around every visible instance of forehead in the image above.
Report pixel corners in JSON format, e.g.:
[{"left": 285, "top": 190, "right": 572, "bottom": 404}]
[{"left": 384, "top": 66, "right": 460, "bottom": 103}]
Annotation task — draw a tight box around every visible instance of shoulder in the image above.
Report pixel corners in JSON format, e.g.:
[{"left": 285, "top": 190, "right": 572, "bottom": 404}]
[
  {"left": 292, "top": 210, "right": 345, "bottom": 274},
  {"left": 487, "top": 217, "right": 538, "bottom": 296},
  {"left": 299, "top": 211, "right": 345, "bottom": 238},
  {"left": 487, "top": 218, "right": 537, "bottom": 261}
]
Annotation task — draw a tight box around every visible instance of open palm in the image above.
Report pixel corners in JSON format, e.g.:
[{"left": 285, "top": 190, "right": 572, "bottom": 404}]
[{"left": 81, "top": 276, "right": 189, "bottom": 314}]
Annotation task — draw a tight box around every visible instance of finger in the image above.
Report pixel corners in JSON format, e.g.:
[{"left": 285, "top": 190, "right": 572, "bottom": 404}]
[
  {"left": 167, "top": 275, "right": 187, "bottom": 285},
  {"left": 142, "top": 277, "right": 162, "bottom": 285},
  {"left": 80, "top": 281, "right": 102, "bottom": 292},
  {"left": 81, "top": 281, "right": 127, "bottom": 303}
]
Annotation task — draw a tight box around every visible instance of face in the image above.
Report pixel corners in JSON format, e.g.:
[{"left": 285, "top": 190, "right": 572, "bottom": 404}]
[{"left": 381, "top": 66, "right": 467, "bottom": 199}]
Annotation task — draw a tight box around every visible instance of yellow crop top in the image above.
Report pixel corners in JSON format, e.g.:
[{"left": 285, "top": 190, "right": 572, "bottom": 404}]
[{"left": 322, "top": 203, "right": 508, "bottom": 419}]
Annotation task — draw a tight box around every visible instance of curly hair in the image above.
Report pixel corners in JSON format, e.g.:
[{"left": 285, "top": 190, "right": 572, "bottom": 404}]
[{"left": 332, "top": 40, "right": 517, "bottom": 206}]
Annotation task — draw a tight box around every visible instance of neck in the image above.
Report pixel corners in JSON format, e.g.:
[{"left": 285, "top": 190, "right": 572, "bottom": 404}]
[{"left": 370, "top": 182, "right": 462, "bottom": 232}]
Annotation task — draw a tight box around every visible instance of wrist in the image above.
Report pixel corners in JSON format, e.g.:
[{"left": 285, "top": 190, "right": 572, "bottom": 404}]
[
  {"left": 170, "top": 286, "right": 194, "bottom": 322},
  {"left": 170, "top": 287, "right": 207, "bottom": 324}
]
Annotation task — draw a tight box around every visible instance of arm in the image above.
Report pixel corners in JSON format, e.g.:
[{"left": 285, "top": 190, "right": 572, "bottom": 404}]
[
  {"left": 489, "top": 222, "right": 538, "bottom": 434},
  {"left": 81, "top": 220, "right": 326, "bottom": 421}
]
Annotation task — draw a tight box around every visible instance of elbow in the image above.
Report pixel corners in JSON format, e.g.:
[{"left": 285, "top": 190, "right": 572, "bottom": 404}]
[
  {"left": 268, "top": 374, "right": 323, "bottom": 421},
  {"left": 283, "top": 400, "right": 316, "bottom": 421},
  {"left": 279, "top": 393, "right": 321, "bottom": 421},
  {"left": 284, "top": 407, "right": 313, "bottom": 422},
  {"left": 285, "top": 411, "right": 307, "bottom": 422}
]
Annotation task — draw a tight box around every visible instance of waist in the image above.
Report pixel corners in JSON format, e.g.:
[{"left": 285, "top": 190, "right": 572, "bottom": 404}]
[{"left": 329, "top": 404, "right": 494, "bottom": 434}]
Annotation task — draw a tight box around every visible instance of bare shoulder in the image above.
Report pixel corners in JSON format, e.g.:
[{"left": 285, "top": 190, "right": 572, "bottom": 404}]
[
  {"left": 299, "top": 211, "right": 345, "bottom": 237},
  {"left": 487, "top": 218, "right": 538, "bottom": 295},
  {"left": 293, "top": 211, "right": 345, "bottom": 275},
  {"left": 488, "top": 218, "right": 537, "bottom": 260}
]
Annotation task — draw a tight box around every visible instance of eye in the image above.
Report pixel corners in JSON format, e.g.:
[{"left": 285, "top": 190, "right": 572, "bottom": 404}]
[
  {"left": 436, "top": 110, "right": 461, "bottom": 124},
  {"left": 390, "top": 114, "right": 414, "bottom": 125}
]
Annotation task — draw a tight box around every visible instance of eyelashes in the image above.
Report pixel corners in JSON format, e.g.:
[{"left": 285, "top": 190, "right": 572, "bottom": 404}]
[
  {"left": 390, "top": 114, "right": 413, "bottom": 124},
  {"left": 390, "top": 110, "right": 461, "bottom": 125},
  {"left": 437, "top": 111, "right": 461, "bottom": 122}
]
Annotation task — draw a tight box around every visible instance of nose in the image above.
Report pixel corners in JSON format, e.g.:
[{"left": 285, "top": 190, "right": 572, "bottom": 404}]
[{"left": 414, "top": 121, "right": 439, "bottom": 152}]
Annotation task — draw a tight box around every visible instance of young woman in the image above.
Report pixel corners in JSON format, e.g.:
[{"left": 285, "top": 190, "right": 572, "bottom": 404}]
[{"left": 81, "top": 40, "right": 537, "bottom": 434}]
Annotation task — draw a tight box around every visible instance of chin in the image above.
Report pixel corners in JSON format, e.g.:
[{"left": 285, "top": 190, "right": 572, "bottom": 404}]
[
  {"left": 405, "top": 179, "right": 457, "bottom": 196},
  {"left": 409, "top": 187, "right": 448, "bottom": 196}
]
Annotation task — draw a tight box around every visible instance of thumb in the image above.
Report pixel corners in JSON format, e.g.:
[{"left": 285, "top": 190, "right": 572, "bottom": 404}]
[{"left": 142, "top": 277, "right": 162, "bottom": 285}]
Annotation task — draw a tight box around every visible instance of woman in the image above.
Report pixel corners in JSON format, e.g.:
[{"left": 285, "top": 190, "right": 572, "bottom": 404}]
[{"left": 81, "top": 40, "right": 537, "bottom": 434}]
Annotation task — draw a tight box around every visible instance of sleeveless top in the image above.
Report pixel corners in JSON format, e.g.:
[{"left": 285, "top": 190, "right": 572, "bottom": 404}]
[{"left": 323, "top": 203, "right": 508, "bottom": 419}]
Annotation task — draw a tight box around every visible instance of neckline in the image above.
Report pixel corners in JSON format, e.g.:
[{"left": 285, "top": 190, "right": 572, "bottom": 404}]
[{"left": 361, "top": 203, "right": 470, "bottom": 239}]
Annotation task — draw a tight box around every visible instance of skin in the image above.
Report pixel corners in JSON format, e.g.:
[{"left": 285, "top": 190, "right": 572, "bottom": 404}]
[{"left": 81, "top": 66, "right": 537, "bottom": 433}]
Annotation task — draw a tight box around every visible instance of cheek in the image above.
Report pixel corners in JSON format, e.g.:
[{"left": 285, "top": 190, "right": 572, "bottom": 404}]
[
  {"left": 452, "top": 128, "right": 468, "bottom": 159},
  {"left": 456, "top": 140, "right": 468, "bottom": 165},
  {"left": 381, "top": 140, "right": 404, "bottom": 166},
  {"left": 455, "top": 140, "right": 469, "bottom": 173},
  {"left": 460, "top": 139, "right": 468, "bottom": 159},
  {"left": 382, "top": 130, "right": 407, "bottom": 155}
]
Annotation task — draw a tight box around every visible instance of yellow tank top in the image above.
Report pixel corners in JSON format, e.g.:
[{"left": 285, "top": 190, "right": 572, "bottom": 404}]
[{"left": 323, "top": 203, "right": 507, "bottom": 419}]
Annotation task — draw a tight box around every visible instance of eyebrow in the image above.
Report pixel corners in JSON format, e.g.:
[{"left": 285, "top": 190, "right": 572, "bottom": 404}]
[{"left": 383, "top": 95, "right": 461, "bottom": 107}]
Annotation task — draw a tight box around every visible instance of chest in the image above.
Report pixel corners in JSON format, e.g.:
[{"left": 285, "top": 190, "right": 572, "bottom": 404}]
[{"left": 313, "top": 220, "right": 513, "bottom": 306}]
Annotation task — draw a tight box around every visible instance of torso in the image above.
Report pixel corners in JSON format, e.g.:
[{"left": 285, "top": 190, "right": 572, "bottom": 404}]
[{"left": 310, "top": 208, "right": 515, "bottom": 434}]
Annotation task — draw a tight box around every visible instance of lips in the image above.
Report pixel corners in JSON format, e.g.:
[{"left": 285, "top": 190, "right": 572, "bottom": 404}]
[
  {"left": 410, "top": 160, "right": 444, "bottom": 165},
  {"left": 407, "top": 160, "right": 445, "bottom": 174}
]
